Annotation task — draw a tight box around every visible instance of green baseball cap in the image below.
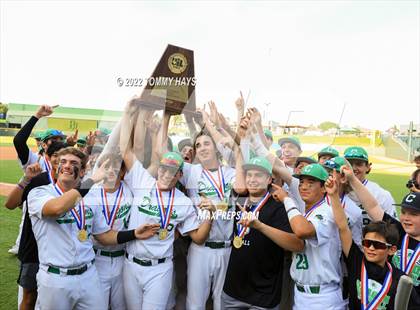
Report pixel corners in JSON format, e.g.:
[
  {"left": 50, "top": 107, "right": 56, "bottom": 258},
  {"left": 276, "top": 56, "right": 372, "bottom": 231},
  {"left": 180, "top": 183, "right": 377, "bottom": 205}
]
[
  {"left": 160, "top": 152, "right": 184, "bottom": 170},
  {"left": 322, "top": 156, "right": 349, "bottom": 172},
  {"left": 41, "top": 129, "right": 67, "bottom": 142},
  {"left": 293, "top": 163, "right": 329, "bottom": 182},
  {"left": 77, "top": 136, "right": 87, "bottom": 146},
  {"left": 242, "top": 156, "right": 273, "bottom": 175},
  {"left": 318, "top": 146, "right": 339, "bottom": 158},
  {"left": 278, "top": 136, "right": 301, "bottom": 151},
  {"left": 263, "top": 129, "right": 273, "bottom": 140},
  {"left": 344, "top": 146, "right": 369, "bottom": 162},
  {"left": 295, "top": 156, "right": 317, "bottom": 167},
  {"left": 34, "top": 132, "right": 43, "bottom": 141}
]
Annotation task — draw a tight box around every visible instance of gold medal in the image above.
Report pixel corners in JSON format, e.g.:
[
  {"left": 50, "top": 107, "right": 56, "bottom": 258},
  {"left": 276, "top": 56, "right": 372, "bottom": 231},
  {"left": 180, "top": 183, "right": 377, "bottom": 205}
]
[
  {"left": 159, "top": 228, "right": 168, "bottom": 240},
  {"left": 217, "top": 201, "right": 229, "bottom": 212},
  {"left": 78, "top": 229, "right": 88, "bottom": 242},
  {"left": 233, "top": 236, "right": 243, "bottom": 249}
]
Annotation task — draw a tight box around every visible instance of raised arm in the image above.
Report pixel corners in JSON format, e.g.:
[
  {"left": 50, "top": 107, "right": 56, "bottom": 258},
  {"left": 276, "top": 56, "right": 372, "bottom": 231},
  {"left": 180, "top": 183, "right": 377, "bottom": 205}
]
[
  {"left": 342, "top": 165, "right": 384, "bottom": 221},
  {"left": 233, "top": 117, "right": 249, "bottom": 195},
  {"left": 14, "top": 104, "right": 55, "bottom": 165},
  {"left": 120, "top": 98, "right": 140, "bottom": 171},
  {"left": 325, "top": 171, "right": 352, "bottom": 257}
]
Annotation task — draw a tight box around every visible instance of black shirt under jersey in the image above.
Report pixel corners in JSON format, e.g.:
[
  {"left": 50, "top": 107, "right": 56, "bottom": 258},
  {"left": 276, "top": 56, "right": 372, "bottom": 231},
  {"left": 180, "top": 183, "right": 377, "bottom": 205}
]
[
  {"left": 345, "top": 241, "right": 420, "bottom": 310},
  {"left": 223, "top": 190, "right": 292, "bottom": 308},
  {"left": 17, "top": 172, "right": 50, "bottom": 263},
  {"left": 382, "top": 212, "right": 420, "bottom": 296}
]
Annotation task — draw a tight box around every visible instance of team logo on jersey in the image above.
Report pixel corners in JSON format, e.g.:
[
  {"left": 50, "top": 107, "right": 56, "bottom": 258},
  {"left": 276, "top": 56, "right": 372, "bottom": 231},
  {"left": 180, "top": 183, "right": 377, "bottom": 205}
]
[
  {"left": 356, "top": 279, "right": 390, "bottom": 310},
  {"left": 115, "top": 203, "right": 131, "bottom": 220},
  {"left": 56, "top": 208, "right": 94, "bottom": 224},
  {"left": 197, "top": 181, "right": 232, "bottom": 198},
  {"left": 138, "top": 201, "right": 178, "bottom": 220},
  {"left": 392, "top": 249, "right": 420, "bottom": 286},
  {"left": 315, "top": 214, "right": 324, "bottom": 221}
]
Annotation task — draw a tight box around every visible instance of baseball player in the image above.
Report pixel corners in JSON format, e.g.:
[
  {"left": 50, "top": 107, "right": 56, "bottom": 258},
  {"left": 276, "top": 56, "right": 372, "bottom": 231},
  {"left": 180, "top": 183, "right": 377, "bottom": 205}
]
[
  {"left": 317, "top": 146, "right": 339, "bottom": 164},
  {"left": 180, "top": 130, "right": 236, "bottom": 310},
  {"left": 344, "top": 146, "right": 397, "bottom": 226},
  {"left": 280, "top": 163, "right": 346, "bottom": 309},
  {"left": 121, "top": 148, "right": 214, "bottom": 310},
  {"left": 27, "top": 147, "right": 158, "bottom": 309},
  {"left": 84, "top": 153, "right": 133, "bottom": 310},
  {"left": 294, "top": 157, "right": 317, "bottom": 175},
  {"left": 278, "top": 136, "right": 302, "bottom": 173},
  {"left": 178, "top": 138, "right": 194, "bottom": 164},
  {"left": 341, "top": 165, "right": 420, "bottom": 297},
  {"left": 326, "top": 171, "right": 420, "bottom": 309},
  {"left": 222, "top": 156, "right": 304, "bottom": 309}
]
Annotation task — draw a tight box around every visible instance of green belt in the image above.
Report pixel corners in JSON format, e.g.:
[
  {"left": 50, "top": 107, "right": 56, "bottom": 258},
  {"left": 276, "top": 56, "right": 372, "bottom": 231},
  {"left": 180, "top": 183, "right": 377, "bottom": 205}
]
[
  {"left": 47, "top": 260, "right": 94, "bottom": 276},
  {"left": 94, "top": 248, "right": 125, "bottom": 258},
  {"left": 205, "top": 241, "right": 230, "bottom": 249},
  {"left": 296, "top": 284, "right": 320, "bottom": 294},
  {"left": 126, "top": 253, "right": 166, "bottom": 267}
]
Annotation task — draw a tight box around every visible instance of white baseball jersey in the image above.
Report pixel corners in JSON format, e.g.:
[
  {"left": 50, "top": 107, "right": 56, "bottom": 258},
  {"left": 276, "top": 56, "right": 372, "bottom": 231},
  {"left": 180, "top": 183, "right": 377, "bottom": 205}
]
[
  {"left": 348, "top": 179, "right": 397, "bottom": 227},
  {"left": 180, "top": 163, "right": 236, "bottom": 242},
  {"left": 85, "top": 181, "right": 133, "bottom": 252},
  {"left": 290, "top": 201, "right": 342, "bottom": 285},
  {"left": 27, "top": 183, "right": 110, "bottom": 268},
  {"left": 124, "top": 160, "right": 200, "bottom": 260}
]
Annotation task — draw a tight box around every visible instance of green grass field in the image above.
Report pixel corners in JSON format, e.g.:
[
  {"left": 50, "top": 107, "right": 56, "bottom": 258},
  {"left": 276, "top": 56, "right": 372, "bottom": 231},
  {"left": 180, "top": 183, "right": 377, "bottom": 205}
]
[
  {"left": 0, "top": 196, "right": 20, "bottom": 310},
  {"left": 0, "top": 158, "right": 413, "bottom": 309}
]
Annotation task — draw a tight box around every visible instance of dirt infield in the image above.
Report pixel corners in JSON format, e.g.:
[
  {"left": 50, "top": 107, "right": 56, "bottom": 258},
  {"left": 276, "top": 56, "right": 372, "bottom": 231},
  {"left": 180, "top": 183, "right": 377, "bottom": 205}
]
[
  {"left": 0, "top": 146, "right": 18, "bottom": 160},
  {"left": 0, "top": 182, "right": 14, "bottom": 197}
]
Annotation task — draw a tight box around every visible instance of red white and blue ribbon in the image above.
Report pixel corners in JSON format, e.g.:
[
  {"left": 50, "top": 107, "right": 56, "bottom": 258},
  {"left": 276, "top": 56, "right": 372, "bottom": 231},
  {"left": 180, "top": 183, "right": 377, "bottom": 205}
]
[
  {"left": 202, "top": 166, "right": 226, "bottom": 201},
  {"left": 43, "top": 156, "right": 55, "bottom": 184},
  {"left": 304, "top": 196, "right": 326, "bottom": 219},
  {"left": 325, "top": 193, "right": 346, "bottom": 209},
  {"left": 236, "top": 191, "right": 270, "bottom": 238},
  {"left": 100, "top": 183, "right": 124, "bottom": 228},
  {"left": 53, "top": 182, "right": 85, "bottom": 230},
  {"left": 155, "top": 183, "right": 175, "bottom": 229},
  {"left": 362, "top": 179, "right": 369, "bottom": 186},
  {"left": 400, "top": 234, "right": 420, "bottom": 276},
  {"left": 361, "top": 259, "right": 392, "bottom": 310}
]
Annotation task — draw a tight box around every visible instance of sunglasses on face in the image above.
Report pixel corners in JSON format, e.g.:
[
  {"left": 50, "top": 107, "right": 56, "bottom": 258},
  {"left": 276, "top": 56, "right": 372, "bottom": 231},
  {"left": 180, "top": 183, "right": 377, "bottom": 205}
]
[{"left": 362, "top": 239, "right": 392, "bottom": 250}]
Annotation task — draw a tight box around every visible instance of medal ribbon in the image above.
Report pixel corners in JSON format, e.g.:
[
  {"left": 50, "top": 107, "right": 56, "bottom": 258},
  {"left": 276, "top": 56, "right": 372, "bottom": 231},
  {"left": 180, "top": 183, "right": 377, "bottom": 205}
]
[
  {"left": 304, "top": 196, "right": 325, "bottom": 219},
  {"left": 325, "top": 193, "right": 346, "bottom": 209},
  {"left": 202, "top": 166, "right": 225, "bottom": 200},
  {"left": 362, "top": 179, "right": 368, "bottom": 186},
  {"left": 236, "top": 191, "right": 270, "bottom": 238},
  {"left": 400, "top": 234, "right": 420, "bottom": 275},
  {"left": 43, "top": 156, "right": 55, "bottom": 184},
  {"left": 361, "top": 259, "right": 392, "bottom": 310},
  {"left": 155, "top": 184, "right": 175, "bottom": 229},
  {"left": 53, "top": 182, "right": 85, "bottom": 230},
  {"left": 100, "top": 183, "right": 124, "bottom": 228}
]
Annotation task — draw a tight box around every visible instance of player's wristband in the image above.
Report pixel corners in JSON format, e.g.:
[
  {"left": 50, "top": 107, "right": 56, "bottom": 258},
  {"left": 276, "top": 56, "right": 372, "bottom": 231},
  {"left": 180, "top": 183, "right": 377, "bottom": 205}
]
[
  {"left": 117, "top": 229, "right": 136, "bottom": 244},
  {"left": 76, "top": 178, "right": 94, "bottom": 197},
  {"left": 283, "top": 197, "right": 301, "bottom": 220}
]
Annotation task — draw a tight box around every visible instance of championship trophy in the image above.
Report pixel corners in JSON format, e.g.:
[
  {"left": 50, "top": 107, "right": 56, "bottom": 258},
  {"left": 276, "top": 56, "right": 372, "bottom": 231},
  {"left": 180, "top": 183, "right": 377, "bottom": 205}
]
[{"left": 134, "top": 44, "right": 196, "bottom": 115}]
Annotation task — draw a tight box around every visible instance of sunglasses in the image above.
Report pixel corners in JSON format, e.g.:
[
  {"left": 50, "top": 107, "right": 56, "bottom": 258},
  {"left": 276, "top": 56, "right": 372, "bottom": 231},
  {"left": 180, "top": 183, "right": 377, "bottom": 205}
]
[{"left": 362, "top": 239, "right": 392, "bottom": 250}]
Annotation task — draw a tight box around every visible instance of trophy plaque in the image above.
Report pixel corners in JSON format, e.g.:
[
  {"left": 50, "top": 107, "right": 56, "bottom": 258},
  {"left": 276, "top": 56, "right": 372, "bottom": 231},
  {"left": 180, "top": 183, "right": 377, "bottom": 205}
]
[{"left": 135, "top": 44, "right": 196, "bottom": 115}]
